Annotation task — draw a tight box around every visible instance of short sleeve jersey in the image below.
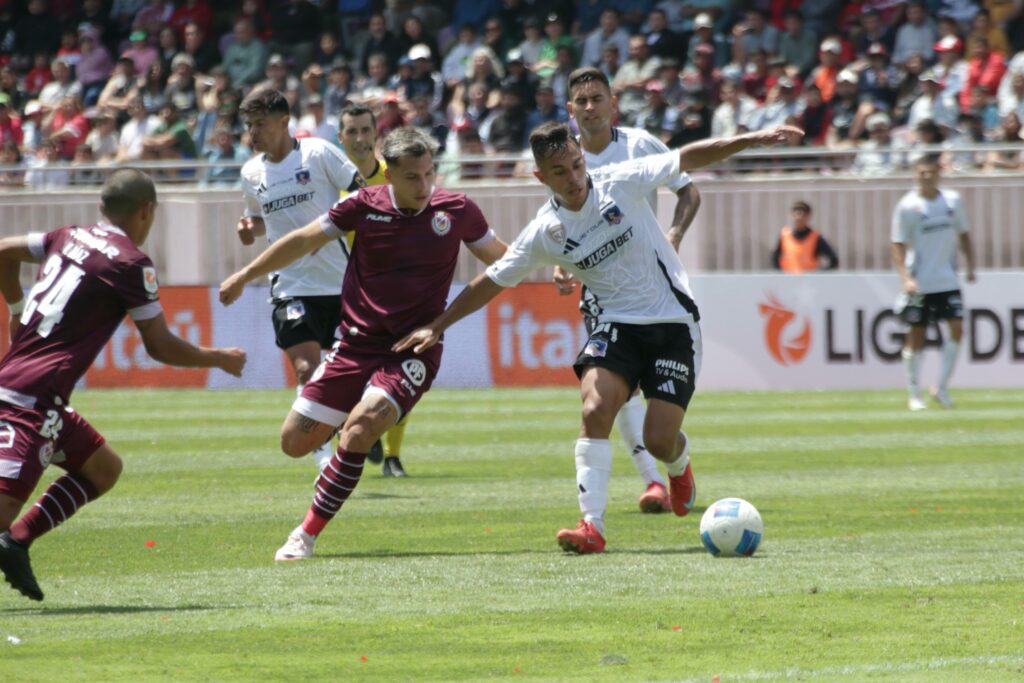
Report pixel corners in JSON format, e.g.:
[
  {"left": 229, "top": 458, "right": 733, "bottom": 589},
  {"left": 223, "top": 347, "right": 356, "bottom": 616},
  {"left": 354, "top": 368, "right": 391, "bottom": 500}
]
[
  {"left": 241, "top": 137, "right": 362, "bottom": 299},
  {"left": 0, "top": 224, "right": 163, "bottom": 409},
  {"left": 891, "top": 188, "right": 969, "bottom": 294},
  {"left": 583, "top": 127, "right": 692, "bottom": 212},
  {"left": 487, "top": 151, "right": 700, "bottom": 326},
  {"left": 321, "top": 185, "right": 494, "bottom": 350}
]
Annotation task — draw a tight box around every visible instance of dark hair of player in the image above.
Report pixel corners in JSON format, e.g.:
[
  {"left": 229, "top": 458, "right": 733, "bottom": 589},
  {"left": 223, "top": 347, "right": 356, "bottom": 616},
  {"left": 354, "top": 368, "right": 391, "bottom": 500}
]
[
  {"left": 340, "top": 103, "right": 376, "bottom": 128},
  {"left": 100, "top": 169, "right": 156, "bottom": 220},
  {"left": 529, "top": 121, "right": 580, "bottom": 162},
  {"left": 239, "top": 87, "right": 290, "bottom": 118},
  {"left": 380, "top": 127, "right": 439, "bottom": 167},
  {"left": 567, "top": 66, "right": 611, "bottom": 98}
]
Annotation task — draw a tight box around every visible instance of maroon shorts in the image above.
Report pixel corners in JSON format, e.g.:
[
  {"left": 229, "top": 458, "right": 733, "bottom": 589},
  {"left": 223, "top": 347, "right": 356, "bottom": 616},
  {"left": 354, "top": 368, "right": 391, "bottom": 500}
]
[
  {"left": 293, "top": 340, "right": 443, "bottom": 427},
  {"left": 0, "top": 404, "right": 106, "bottom": 502}
]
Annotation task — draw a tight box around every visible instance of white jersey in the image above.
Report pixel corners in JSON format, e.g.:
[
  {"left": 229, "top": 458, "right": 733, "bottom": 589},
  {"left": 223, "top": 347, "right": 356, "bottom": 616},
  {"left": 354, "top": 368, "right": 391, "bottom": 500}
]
[
  {"left": 891, "top": 188, "right": 968, "bottom": 294},
  {"left": 583, "top": 127, "right": 691, "bottom": 212},
  {"left": 487, "top": 151, "right": 699, "bottom": 325},
  {"left": 241, "top": 137, "right": 361, "bottom": 298}
]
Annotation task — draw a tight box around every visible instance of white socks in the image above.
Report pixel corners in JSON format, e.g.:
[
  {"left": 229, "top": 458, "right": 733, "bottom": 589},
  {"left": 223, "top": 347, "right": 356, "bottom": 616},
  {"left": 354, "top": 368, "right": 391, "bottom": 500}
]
[
  {"left": 902, "top": 347, "right": 921, "bottom": 398},
  {"left": 575, "top": 438, "right": 612, "bottom": 536},
  {"left": 938, "top": 339, "right": 960, "bottom": 390},
  {"left": 616, "top": 394, "right": 665, "bottom": 486},
  {"left": 665, "top": 431, "right": 690, "bottom": 477}
]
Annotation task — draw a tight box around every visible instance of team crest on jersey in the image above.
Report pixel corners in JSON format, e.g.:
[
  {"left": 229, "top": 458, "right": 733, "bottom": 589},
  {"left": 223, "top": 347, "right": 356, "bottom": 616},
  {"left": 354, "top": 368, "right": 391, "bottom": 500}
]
[
  {"left": 402, "top": 359, "right": 427, "bottom": 386},
  {"left": 0, "top": 421, "right": 14, "bottom": 448},
  {"left": 142, "top": 266, "right": 159, "bottom": 297},
  {"left": 546, "top": 223, "right": 566, "bottom": 244},
  {"left": 295, "top": 168, "right": 311, "bottom": 185},
  {"left": 38, "top": 442, "right": 54, "bottom": 468},
  {"left": 601, "top": 204, "right": 623, "bottom": 226},
  {"left": 431, "top": 211, "right": 451, "bottom": 236}
]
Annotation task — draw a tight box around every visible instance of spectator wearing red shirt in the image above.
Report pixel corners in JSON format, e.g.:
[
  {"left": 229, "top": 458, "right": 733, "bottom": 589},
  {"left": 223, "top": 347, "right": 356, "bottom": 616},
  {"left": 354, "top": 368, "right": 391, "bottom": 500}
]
[
  {"left": 47, "top": 96, "right": 90, "bottom": 160},
  {"left": 960, "top": 35, "right": 1006, "bottom": 111},
  {"left": 24, "top": 54, "right": 52, "bottom": 97},
  {"left": 169, "top": 0, "right": 212, "bottom": 40},
  {"left": 0, "top": 94, "right": 24, "bottom": 147}
]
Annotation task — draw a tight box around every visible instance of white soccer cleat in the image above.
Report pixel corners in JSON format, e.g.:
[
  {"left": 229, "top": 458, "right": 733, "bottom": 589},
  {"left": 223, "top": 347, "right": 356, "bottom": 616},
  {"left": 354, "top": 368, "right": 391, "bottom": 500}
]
[
  {"left": 274, "top": 526, "right": 316, "bottom": 562},
  {"left": 908, "top": 396, "right": 928, "bottom": 412},
  {"left": 930, "top": 387, "right": 954, "bottom": 409}
]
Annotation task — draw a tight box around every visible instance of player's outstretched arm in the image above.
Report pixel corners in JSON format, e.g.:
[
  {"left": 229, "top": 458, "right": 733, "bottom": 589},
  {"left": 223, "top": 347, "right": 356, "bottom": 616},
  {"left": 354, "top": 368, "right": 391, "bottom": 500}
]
[
  {"left": 677, "top": 125, "right": 804, "bottom": 172},
  {"left": 667, "top": 183, "right": 701, "bottom": 251},
  {"left": 219, "top": 220, "right": 333, "bottom": 305},
  {"left": 393, "top": 273, "right": 506, "bottom": 354},
  {"left": 135, "top": 314, "right": 247, "bottom": 376},
  {"left": 467, "top": 237, "right": 508, "bottom": 265}
]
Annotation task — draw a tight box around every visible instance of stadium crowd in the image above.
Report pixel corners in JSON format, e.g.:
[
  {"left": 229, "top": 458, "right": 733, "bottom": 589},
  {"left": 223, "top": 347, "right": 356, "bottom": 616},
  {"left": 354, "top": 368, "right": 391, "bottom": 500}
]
[{"left": 0, "top": 0, "right": 1023, "bottom": 187}]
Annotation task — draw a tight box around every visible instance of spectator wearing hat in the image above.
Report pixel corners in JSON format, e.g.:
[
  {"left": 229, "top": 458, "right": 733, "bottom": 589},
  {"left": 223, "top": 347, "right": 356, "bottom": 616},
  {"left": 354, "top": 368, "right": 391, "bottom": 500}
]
[
  {"left": 502, "top": 49, "right": 539, "bottom": 111},
  {"left": 0, "top": 95, "right": 24, "bottom": 148},
  {"left": 681, "top": 43, "right": 724, "bottom": 105},
  {"left": 711, "top": 79, "right": 757, "bottom": 138},
  {"left": 405, "top": 44, "right": 445, "bottom": 112},
  {"left": 181, "top": 21, "right": 221, "bottom": 76},
  {"left": 324, "top": 60, "right": 354, "bottom": 119},
  {"left": 20, "top": 101, "right": 45, "bottom": 156},
  {"left": 644, "top": 9, "right": 685, "bottom": 62},
  {"left": 38, "top": 59, "right": 83, "bottom": 115},
  {"left": 961, "top": 35, "right": 1006, "bottom": 111},
  {"left": 778, "top": 10, "right": 819, "bottom": 78},
  {"left": 526, "top": 84, "right": 568, "bottom": 129},
  {"left": 934, "top": 36, "right": 968, "bottom": 108},
  {"left": 732, "top": 9, "right": 780, "bottom": 65},
  {"left": 612, "top": 34, "right": 661, "bottom": 125},
  {"left": 634, "top": 79, "right": 680, "bottom": 144},
  {"left": 909, "top": 69, "right": 959, "bottom": 131},
  {"left": 224, "top": 17, "right": 269, "bottom": 89},
  {"left": 582, "top": 8, "right": 631, "bottom": 69},
  {"left": 122, "top": 29, "right": 159, "bottom": 78},
  {"left": 375, "top": 92, "right": 406, "bottom": 138},
  {"left": 444, "top": 24, "right": 484, "bottom": 86},
  {"left": 165, "top": 53, "right": 199, "bottom": 115},
  {"left": 772, "top": 201, "right": 839, "bottom": 273},
  {"left": 826, "top": 69, "right": 863, "bottom": 146},
  {"left": 84, "top": 109, "right": 120, "bottom": 162},
  {"left": 534, "top": 13, "right": 576, "bottom": 81},
  {"left": 859, "top": 43, "right": 899, "bottom": 113},
  {"left": 810, "top": 37, "right": 845, "bottom": 103},
  {"left": 357, "top": 13, "right": 402, "bottom": 76},
  {"left": 674, "top": 0, "right": 728, "bottom": 34},
  {"left": 516, "top": 17, "right": 545, "bottom": 69},
  {"left": 893, "top": 1, "right": 936, "bottom": 64},
  {"left": 77, "top": 28, "right": 114, "bottom": 107},
  {"left": 853, "top": 111, "right": 898, "bottom": 175},
  {"left": 687, "top": 12, "right": 729, "bottom": 67}
]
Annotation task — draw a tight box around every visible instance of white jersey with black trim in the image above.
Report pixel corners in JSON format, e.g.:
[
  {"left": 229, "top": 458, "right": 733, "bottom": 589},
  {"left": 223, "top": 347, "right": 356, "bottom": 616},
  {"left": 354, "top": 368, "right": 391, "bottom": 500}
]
[
  {"left": 891, "top": 188, "right": 968, "bottom": 294},
  {"left": 487, "top": 151, "right": 699, "bottom": 326},
  {"left": 241, "top": 137, "right": 362, "bottom": 298},
  {"left": 582, "top": 127, "right": 692, "bottom": 212}
]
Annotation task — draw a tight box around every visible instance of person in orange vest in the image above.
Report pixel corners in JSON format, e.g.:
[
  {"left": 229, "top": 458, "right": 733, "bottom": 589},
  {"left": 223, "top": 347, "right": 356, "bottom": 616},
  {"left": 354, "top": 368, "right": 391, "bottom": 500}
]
[{"left": 772, "top": 200, "right": 839, "bottom": 272}]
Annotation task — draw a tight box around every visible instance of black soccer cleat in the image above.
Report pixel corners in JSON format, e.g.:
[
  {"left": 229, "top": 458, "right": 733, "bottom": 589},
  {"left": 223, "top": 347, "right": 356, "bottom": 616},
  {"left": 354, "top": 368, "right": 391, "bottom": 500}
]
[
  {"left": 0, "top": 531, "right": 44, "bottom": 601},
  {"left": 367, "top": 439, "right": 384, "bottom": 464},
  {"left": 382, "top": 456, "right": 407, "bottom": 478}
]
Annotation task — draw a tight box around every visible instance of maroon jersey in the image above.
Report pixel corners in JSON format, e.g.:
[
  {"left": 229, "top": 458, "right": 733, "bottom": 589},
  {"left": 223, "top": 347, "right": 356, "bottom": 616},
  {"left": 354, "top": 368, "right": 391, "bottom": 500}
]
[
  {"left": 321, "top": 185, "right": 493, "bottom": 350},
  {"left": 0, "top": 223, "right": 163, "bottom": 409}
]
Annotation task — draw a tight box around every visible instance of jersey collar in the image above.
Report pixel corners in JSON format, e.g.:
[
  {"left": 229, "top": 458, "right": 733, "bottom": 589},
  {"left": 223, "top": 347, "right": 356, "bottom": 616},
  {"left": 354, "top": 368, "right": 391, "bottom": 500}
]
[
  {"left": 96, "top": 220, "right": 127, "bottom": 237},
  {"left": 388, "top": 184, "right": 435, "bottom": 216}
]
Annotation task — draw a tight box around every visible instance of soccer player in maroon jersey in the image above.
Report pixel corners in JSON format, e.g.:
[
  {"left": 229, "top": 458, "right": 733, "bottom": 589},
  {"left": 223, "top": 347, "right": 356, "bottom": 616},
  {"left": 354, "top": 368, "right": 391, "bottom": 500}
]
[
  {"left": 0, "top": 169, "right": 247, "bottom": 601},
  {"left": 220, "top": 127, "right": 507, "bottom": 560}
]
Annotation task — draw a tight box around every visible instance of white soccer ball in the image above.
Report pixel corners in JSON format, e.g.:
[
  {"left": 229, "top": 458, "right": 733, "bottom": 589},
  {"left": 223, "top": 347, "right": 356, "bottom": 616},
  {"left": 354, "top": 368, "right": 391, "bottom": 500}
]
[{"left": 699, "top": 498, "right": 763, "bottom": 557}]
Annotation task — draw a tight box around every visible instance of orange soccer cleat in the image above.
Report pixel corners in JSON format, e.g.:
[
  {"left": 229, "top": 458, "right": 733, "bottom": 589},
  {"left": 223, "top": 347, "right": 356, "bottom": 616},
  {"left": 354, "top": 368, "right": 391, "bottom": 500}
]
[
  {"left": 638, "top": 482, "right": 670, "bottom": 513},
  {"left": 668, "top": 463, "right": 697, "bottom": 516},
  {"left": 556, "top": 520, "right": 606, "bottom": 554}
]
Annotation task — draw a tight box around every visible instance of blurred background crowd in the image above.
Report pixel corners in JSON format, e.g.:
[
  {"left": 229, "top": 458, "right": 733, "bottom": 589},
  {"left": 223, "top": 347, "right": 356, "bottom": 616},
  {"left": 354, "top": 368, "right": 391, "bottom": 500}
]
[{"left": 0, "top": 0, "right": 1023, "bottom": 188}]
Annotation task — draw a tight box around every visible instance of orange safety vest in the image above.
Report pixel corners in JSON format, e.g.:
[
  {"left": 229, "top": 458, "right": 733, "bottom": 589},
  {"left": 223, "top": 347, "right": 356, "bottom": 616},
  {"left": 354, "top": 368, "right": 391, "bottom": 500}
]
[{"left": 778, "top": 226, "right": 820, "bottom": 273}]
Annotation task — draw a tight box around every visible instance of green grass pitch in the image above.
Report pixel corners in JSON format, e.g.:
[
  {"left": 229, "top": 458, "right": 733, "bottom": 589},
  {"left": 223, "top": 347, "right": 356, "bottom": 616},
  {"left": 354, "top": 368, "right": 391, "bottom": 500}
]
[{"left": 2, "top": 387, "right": 1023, "bottom": 681}]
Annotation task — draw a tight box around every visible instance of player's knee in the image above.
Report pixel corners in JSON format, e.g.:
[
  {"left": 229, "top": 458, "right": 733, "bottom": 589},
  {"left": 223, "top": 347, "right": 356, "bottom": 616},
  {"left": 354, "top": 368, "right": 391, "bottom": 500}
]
[
  {"left": 88, "top": 452, "right": 123, "bottom": 493},
  {"left": 580, "top": 395, "right": 618, "bottom": 435},
  {"left": 643, "top": 431, "right": 677, "bottom": 460},
  {"left": 293, "top": 360, "right": 316, "bottom": 385}
]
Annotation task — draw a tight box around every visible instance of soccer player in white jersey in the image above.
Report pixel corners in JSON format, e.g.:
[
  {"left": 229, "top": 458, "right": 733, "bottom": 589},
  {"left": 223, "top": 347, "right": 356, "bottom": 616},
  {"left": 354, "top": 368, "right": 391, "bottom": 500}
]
[
  {"left": 891, "top": 155, "right": 976, "bottom": 411},
  {"left": 554, "top": 66, "right": 702, "bottom": 515},
  {"left": 397, "top": 121, "right": 803, "bottom": 553},
  {"left": 236, "top": 88, "right": 365, "bottom": 472}
]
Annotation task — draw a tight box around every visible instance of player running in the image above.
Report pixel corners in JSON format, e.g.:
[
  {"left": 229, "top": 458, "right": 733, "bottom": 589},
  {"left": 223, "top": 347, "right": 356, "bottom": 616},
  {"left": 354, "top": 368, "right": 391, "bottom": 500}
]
[
  {"left": 237, "top": 88, "right": 364, "bottom": 473},
  {"left": 891, "top": 155, "right": 976, "bottom": 411},
  {"left": 219, "top": 127, "right": 507, "bottom": 561},
  {"left": 0, "top": 169, "right": 246, "bottom": 601},
  {"left": 553, "top": 66, "right": 701, "bottom": 514},
  {"left": 337, "top": 104, "right": 410, "bottom": 477},
  {"left": 396, "top": 122, "right": 803, "bottom": 554}
]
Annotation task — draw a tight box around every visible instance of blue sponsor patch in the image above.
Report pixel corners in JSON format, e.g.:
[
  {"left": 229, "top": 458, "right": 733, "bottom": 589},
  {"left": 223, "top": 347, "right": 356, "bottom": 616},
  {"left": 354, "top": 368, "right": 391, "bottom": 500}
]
[
  {"left": 713, "top": 500, "right": 741, "bottom": 518},
  {"left": 583, "top": 339, "right": 608, "bottom": 358}
]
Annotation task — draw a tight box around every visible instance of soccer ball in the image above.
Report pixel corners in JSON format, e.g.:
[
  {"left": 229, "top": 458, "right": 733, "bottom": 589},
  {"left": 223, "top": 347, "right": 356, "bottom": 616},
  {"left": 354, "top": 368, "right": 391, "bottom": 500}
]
[{"left": 699, "top": 498, "right": 763, "bottom": 557}]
